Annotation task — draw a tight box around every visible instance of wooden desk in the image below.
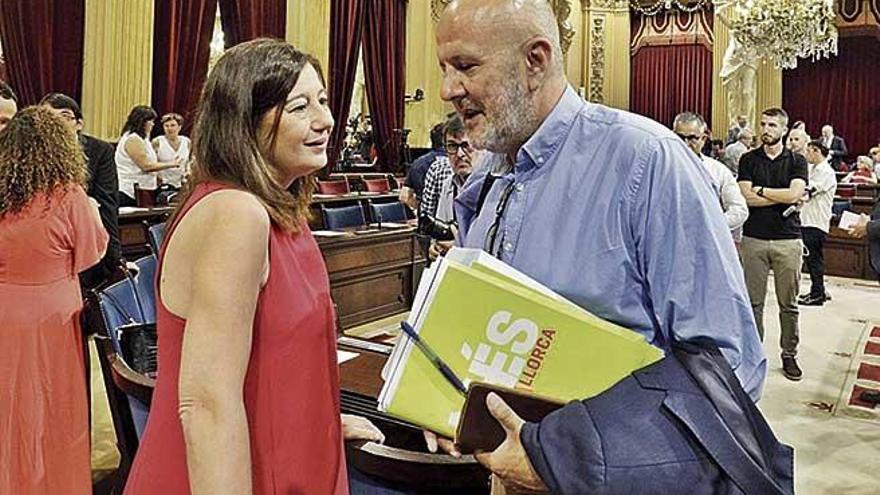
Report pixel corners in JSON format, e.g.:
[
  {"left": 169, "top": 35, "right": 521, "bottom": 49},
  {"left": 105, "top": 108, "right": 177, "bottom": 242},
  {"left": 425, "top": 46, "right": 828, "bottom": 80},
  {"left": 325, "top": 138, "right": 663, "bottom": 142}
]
[
  {"left": 856, "top": 184, "right": 880, "bottom": 202},
  {"left": 118, "top": 206, "right": 174, "bottom": 258},
  {"left": 824, "top": 226, "right": 874, "bottom": 279},
  {"left": 338, "top": 342, "right": 488, "bottom": 493},
  {"left": 317, "top": 227, "right": 425, "bottom": 329},
  {"left": 119, "top": 205, "right": 424, "bottom": 330}
]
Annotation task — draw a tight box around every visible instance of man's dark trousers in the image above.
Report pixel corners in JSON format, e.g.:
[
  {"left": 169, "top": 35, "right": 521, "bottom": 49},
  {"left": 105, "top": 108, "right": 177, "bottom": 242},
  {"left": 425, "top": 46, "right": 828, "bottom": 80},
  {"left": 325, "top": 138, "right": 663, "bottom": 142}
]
[{"left": 802, "top": 227, "right": 826, "bottom": 299}]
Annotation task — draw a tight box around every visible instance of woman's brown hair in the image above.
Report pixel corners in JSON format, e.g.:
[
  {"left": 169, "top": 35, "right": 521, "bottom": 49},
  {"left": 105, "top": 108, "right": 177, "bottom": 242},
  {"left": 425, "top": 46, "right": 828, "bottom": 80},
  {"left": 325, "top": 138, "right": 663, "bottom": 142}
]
[
  {"left": 172, "top": 38, "right": 326, "bottom": 233},
  {"left": 0, "top": 106, "right": 88, "bottom": 217}
]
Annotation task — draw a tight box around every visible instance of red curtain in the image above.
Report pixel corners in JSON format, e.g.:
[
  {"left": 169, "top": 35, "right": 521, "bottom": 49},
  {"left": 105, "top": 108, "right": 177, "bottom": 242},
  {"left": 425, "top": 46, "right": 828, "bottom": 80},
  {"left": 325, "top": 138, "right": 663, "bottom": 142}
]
[
  {"left": 152, "top": 0, "right": 218, "bottom": 129},
  {"left": 218, "top": 0, "right": 286, "bottom": 48},
  {"left": 630, "top": 44, "right": 713, "bottom": 128},
  {"left": 362, "top": 0, "right": 407, "bottom": 172},
  {"left": 783, "top": 36, "right": 880, "bottom": 159},
  {"left": 327, "top": 0, "right": 367, "bottom": 171},
  {"left": 0, "top": 0, "right": 84, "bottom": 105}
]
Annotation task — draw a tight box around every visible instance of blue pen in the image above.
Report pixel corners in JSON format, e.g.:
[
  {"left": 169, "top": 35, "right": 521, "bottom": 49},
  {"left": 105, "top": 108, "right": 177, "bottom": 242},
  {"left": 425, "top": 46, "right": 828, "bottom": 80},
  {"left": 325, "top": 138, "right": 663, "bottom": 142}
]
[{"left": 399, "top": 321, "right": 467, "bottom": 396}]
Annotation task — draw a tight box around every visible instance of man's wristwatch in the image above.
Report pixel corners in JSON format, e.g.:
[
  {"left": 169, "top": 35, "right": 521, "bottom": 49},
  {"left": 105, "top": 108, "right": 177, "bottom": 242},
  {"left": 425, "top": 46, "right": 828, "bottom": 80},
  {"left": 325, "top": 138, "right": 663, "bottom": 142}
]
[{"left": 757, "top": 187, "right": 765, "bottom": 197}]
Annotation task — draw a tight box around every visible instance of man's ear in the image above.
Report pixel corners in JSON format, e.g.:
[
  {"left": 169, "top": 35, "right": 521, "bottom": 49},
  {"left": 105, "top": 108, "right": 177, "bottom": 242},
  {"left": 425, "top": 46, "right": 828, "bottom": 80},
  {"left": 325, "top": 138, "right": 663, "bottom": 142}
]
[
  {"left": 76, "top": 119, "right": 84, "bottom": 132},
  {"left": 523, "top": 37, "right": 554, "bottom": 91}
]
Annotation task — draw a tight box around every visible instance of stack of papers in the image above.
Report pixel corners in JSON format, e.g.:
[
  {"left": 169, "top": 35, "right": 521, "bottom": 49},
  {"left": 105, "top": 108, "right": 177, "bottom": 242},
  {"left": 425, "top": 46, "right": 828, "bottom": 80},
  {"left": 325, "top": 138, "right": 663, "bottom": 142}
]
[
  {"left": 377, "top": 248, "right": 663, "bottom": 437},
  {"left": 312, "top": 230, "right": 350, "bottom": 237},
  {"left": 838, "top": 210, "right": 863, "bottom": 231}
]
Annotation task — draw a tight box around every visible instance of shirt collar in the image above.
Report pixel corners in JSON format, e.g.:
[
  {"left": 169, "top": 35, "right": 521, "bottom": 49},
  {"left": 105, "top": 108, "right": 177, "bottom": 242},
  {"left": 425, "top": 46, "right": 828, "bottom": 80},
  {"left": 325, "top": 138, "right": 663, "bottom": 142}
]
[
  {"left": 516, "top": 85, "right": 584, "bottom": 173},
  {"left": 757, "top": 146, "right": 794, "bottom": 162}
]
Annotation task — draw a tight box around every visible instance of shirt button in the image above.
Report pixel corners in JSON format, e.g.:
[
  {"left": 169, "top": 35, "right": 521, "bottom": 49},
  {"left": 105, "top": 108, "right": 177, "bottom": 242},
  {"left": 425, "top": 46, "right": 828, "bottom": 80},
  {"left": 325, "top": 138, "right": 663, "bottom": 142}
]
[
  {"left": 504, "top": 242, "right": 514, "bottom": 252},
  {"left": 515, "top": 183, "right": 524, "bottom": 192},
  {"left": 537, "top": 157, "right": 544, "bottom": 164}
]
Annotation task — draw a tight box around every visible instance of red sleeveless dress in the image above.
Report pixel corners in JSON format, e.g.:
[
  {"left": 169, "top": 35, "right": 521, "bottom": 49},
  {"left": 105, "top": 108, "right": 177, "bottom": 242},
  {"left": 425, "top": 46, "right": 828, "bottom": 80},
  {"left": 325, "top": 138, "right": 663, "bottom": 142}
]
[{"left": 124, "top": 182, "right": 348, "bottom": 494}]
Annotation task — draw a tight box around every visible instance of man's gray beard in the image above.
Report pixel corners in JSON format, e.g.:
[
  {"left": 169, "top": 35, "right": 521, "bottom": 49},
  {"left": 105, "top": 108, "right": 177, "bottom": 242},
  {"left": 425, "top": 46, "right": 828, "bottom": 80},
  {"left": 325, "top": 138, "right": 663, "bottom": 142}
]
[{"left": 472, "top": 71, "right": 540, "bottom": 155}]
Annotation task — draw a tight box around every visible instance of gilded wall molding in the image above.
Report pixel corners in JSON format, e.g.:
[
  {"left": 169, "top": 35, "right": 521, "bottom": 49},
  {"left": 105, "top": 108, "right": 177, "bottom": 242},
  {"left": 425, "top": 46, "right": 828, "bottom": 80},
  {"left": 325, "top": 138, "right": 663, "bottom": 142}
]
[
  {"left": 582, "top": 0, "right": 629, "bottom": 11},
  {"left": 550, "top": 0, "right": 576, "bottom": 54},
  {"left": 630, "top": 8, "right": 714, "bottom": 55},
  {"left": 588, "top": 15, "right": 606, "bottom": 103}
]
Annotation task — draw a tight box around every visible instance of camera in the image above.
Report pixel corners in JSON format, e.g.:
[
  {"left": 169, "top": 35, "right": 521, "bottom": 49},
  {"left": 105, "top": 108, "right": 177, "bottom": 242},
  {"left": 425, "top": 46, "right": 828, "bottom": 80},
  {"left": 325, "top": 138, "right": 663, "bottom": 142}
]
[{"left": 419, "top": 215, "right": 457, "bottom": 241}]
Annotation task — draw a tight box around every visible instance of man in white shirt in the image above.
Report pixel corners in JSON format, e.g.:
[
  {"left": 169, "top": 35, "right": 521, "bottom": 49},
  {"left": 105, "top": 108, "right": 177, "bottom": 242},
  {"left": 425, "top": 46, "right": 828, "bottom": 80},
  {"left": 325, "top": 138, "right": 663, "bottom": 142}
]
[
  {"left": 723, "top": 127, "right": 753, "bottom": 175},
  {"left": 798, "top": 140, "right": 837, "bottom": 306},
  {"left": 674, "top": 112, "right": 749, "bottom": 243}
]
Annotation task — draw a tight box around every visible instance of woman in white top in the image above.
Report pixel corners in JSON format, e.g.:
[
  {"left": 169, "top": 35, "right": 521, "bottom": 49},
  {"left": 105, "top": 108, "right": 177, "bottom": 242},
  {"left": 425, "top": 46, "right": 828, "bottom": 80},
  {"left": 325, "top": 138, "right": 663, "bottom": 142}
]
[
  {"left": 115, "top": 105, "right": 179, "bottom": 206},
  {"left": 152, "top": 113, "right": 191, "bottom": 189}
]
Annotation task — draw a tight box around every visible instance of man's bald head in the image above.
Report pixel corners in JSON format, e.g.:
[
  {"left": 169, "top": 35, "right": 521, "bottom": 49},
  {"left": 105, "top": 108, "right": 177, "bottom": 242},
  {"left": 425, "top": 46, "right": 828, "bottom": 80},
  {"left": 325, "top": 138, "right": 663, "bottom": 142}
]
[
  {"left": 436, "top": 0, "right": 568, "bottom": 156},
  {"left": 786, "top": 128, "right": 809, "bottom": 155},
  {"left": 439, "top": 0, "right": 564, "bottom": 73}
]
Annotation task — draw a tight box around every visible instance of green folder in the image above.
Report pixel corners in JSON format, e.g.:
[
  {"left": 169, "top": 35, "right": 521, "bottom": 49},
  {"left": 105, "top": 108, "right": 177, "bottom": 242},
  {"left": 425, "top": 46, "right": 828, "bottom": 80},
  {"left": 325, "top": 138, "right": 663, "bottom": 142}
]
[{"left": 378, "top": 248, "right": 663, "bottom": 438}]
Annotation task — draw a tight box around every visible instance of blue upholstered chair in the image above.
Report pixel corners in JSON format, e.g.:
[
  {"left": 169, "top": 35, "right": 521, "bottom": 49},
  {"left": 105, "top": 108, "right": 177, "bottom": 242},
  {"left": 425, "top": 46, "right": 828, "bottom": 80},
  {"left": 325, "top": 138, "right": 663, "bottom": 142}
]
[
  {"left": 321, "top": 204, "right": 367, "bottom": 230},
  {"left": 368, "top": 200, "right": 408, "bottom": 223},
  {"left": 98, "top": 277, "right": 145, "bottom": 353},
  {"left": 94, "top": 277, "right": 154, "bottom": 454},
  {"left": 147, "top": 222, "right": 166, "bottom": 255},
  {"left": 832, "top": 199, "right": 852, "bottom": 219},
  {"left": 132, "top": 255, "right": 158, "bottom": 323}
]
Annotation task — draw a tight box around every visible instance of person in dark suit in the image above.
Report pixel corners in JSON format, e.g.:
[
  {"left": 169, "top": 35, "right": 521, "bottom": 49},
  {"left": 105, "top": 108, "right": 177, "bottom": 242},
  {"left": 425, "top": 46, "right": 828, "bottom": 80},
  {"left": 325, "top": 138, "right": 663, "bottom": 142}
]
[
  {"left": 485, "top": 342, "right": 794, "bottom": 494},
  {"left": 848, "top": 202, "right": 880, "bottom": 405},
  {"left": 40, "top": 93, "right": 120, "bottom": 289},
  {"left": 821, "top": 125, "right": 848, "bottom": 171},
  {"left": 848, "top": 200, "right": 880, "bottom": 280}
]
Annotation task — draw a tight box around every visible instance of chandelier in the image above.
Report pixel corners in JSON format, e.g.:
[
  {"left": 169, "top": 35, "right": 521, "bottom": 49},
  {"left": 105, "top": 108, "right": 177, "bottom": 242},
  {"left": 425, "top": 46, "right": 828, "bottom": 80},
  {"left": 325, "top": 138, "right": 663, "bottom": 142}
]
[
  {"left": 726, "top": 0, "right": 838, "bottom": 70},
  {"left": 629, "top": 0, "right": 710, "bottom": 16}
]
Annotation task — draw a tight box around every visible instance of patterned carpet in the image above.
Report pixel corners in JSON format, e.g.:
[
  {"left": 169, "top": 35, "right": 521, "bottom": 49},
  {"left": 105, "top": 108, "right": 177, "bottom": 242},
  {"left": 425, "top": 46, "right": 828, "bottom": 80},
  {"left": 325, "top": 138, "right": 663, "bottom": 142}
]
[{"left": 836, "top": 323, "right": 880, "bottom": 422}]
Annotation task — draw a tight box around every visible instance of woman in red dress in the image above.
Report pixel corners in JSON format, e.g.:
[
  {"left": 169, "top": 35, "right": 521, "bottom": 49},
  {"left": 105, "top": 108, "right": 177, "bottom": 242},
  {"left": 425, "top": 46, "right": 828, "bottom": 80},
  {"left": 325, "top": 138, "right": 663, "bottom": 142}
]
[
  {"left": 0, "top": 106, "right": 108, "bottom": 494},
  {"left": 124, "top": 39, "right": 383, "bottom": 495}
]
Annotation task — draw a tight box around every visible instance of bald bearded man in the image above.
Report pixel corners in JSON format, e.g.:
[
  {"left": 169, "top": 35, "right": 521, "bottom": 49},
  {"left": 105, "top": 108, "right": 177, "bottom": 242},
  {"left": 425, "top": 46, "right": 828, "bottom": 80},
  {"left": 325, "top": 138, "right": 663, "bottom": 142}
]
[
  {"left": 786, "top": 128, "right": 810, "bottom": 158},
  {"left": 429, "top": 1, "right": 792, "bottom": 494}
]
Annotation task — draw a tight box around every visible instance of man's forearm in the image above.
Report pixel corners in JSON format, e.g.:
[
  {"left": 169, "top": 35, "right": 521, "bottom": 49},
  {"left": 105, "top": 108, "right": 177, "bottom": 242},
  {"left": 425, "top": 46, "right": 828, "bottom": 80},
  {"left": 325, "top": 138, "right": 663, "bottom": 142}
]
[
  {"left": 742, "top": 189, "right": 776, "bottom": 207},
  {"left": 761, "top": 187, "right": 801, "bottom": 204}
]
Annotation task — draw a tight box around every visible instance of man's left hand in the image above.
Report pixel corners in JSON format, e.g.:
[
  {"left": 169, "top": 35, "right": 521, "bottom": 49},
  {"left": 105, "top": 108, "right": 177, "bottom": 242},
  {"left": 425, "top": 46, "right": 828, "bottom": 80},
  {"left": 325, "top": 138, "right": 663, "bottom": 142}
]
[{"left": 474, "top": 393, "right": 548, "bottom": 494}]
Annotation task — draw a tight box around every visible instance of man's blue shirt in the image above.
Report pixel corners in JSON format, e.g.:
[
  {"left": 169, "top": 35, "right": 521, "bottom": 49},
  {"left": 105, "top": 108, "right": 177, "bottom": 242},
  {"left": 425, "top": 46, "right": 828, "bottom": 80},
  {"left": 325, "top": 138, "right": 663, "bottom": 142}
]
[{"left": 454, "top": 86, "right": 766, "bottom": 400}]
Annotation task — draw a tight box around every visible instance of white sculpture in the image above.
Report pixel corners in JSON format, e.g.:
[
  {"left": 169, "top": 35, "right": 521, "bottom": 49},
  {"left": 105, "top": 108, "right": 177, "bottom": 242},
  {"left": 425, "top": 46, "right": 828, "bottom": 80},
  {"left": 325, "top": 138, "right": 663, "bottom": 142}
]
[{"left": 719, "top": 38, "right": 758, "bottom": 129}]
